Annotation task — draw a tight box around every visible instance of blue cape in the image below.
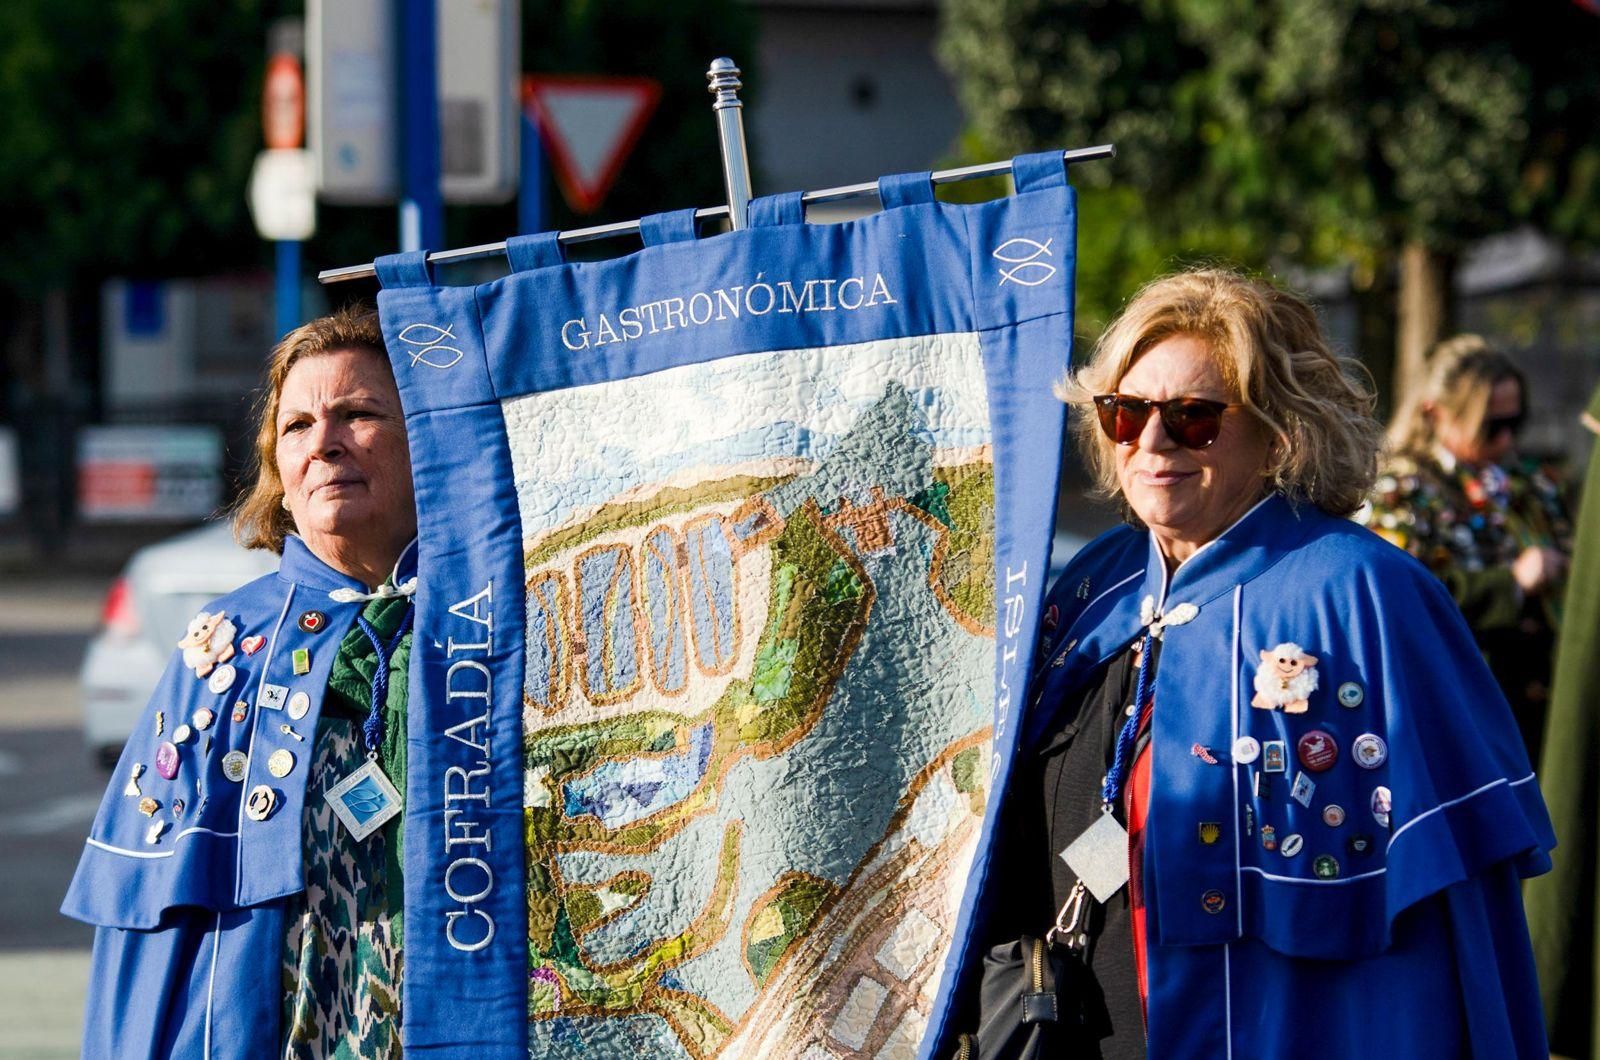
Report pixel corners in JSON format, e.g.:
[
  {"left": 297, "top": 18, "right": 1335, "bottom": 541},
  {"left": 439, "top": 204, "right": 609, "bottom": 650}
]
[
  {"left": 940, "top": 495, "right": 1555, "bottom": 1057},
  {"left": 62, "top": 538, "right": 417, "bottom": 1057}
]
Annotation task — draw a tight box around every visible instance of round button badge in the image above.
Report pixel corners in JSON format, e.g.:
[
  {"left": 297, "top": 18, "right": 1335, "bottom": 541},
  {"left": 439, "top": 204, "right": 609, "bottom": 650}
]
[
  {"left": 1232, "top": 736, "right": 1261, "bottom": 765},
  {"left": 245, "top": 785, "right": 277, "bottom": 822},
  {"left": 1314, "top": 855, "right": 1340, "bottom": 879},
  {"left": 1353, "top": 733, "right": 1388, "bottom": 770},
  {"left": 286, "top": 691, "right": 311, "bottom": 721},
  {"left": 207, "top": 663, "right": 238, "bottom": 695},
  {"left": 1337, "top": 681, "right": 1364, "bottom": 708},
  {"left": 267, "top": 749, "right": 296, "bottom": 779},
  {"left": 171, "top": 723, "right": 192, "bottom": 745},
  {"left": 1297, "top": 730, "right": 1338, "bottom": 772},
  {"left": 221, "top": 750, "right": 249, "bottom": 783},
  {"left": 1280, "top": 833, "right": 1304, "bottom": 857},
  {"left": 1202, "top": 889, "right": 1227, "bottom": 915},
  {"left": 154, "top": 740, "right": 180, "bottom": 780},
  {"left": 1348, "top": 833, "right": 1374, "bottom": 856},
  {"left": 297, "top": 610, "right": 328, "bottom": 634},
  {"left": 1322, "top": 804, "right": 1346, "bottom": 827}
]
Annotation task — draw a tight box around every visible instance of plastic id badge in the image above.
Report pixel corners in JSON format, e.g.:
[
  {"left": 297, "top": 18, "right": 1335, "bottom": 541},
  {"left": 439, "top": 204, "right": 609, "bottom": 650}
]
[
  {"left": 1061, "top": 811, "right": 1130, "bottom": 903},
  {"left": 325, "top": 758, "right": 404, "bottom": 841}
]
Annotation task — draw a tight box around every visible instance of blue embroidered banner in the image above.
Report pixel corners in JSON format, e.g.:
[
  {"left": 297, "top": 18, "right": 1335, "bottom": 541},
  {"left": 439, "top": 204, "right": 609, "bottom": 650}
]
[{"left": 377, "top": 152, "right": 1077, "bottom": 1058}]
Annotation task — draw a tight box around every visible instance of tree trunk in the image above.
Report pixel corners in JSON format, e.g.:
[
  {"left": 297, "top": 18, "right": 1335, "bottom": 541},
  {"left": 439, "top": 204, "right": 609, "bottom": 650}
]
[
  {"left": 1351, "top": 254, "right": 1398, "bottom": 424},
  {"left": 1394, "top": 241, "right": 1455, "bottom": 411}
]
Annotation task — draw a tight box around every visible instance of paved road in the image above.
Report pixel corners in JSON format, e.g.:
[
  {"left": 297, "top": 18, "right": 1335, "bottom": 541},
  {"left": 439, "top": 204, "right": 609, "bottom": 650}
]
[{"left": 0, "top": 577, "right": 106, "bottom": 1057}]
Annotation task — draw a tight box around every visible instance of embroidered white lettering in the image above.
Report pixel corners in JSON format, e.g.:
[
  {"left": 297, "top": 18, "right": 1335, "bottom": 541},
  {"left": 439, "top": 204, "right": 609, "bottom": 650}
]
[
  {"left": 445, "top": 908, "right": 495, "bottom": 952},
  {"left": 444, "top": 808, "right": 493, "bottom": 850},
  {"left": 560, "top": 318, "right": 590, "bottom": 351}
]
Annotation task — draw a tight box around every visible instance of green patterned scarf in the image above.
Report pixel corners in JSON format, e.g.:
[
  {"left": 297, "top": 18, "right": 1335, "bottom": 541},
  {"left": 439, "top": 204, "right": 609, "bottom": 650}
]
[{"left": 324, "top": 592, "right": 413, "bottom": 943}]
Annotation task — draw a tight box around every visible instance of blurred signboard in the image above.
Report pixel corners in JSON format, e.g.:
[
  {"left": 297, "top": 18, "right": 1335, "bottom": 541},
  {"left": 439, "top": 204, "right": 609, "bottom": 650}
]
[
  {"left": 439, "top": 0, "right": 519, "bottom": 202},
  {"left": 308, "top": 0, "right": 398, "bottom": 204},
  {"left": 249, "top": 149, "right": 318, "bottom": 240},
  {"left": 263, "top": 44, "right": 306, "bottom": 150},
  {"left": 101, "top": 277, "right": 272, "bottom": 416},
  {"left": 0, "top": 427, "right": 18, "bottom": 518},
  {"left": 308, "top": 0, "right": 518, "bottom": 205},
  {"left": 77, "top": 426, "right": 224, "bottom": 523},
  {"left": 523, "top": 75, "right": 659, "bottom": 214}
]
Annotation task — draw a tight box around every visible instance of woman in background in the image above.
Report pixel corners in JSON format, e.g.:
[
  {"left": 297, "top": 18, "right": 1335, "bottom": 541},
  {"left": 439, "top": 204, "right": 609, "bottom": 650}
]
[{"left": 1360, "top": 336, "right": 1571, "bottom": 762}]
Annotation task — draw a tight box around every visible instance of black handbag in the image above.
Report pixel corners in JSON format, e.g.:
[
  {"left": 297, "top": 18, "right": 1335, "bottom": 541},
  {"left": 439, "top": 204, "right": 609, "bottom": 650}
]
[{"left": 949, "top": 933, "right": 1106, "bottom": 1060}]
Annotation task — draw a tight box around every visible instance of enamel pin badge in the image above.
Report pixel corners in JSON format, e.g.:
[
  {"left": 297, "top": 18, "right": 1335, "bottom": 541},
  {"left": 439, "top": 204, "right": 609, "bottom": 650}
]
[{"left": 325, "top": 759, "right": 404, "bottom": 841}]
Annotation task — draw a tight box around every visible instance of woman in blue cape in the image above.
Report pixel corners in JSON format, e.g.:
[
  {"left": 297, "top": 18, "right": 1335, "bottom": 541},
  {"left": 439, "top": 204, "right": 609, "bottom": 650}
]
[
  {"left": 944, "top": 270, "right": 1553, "bottom": 1058},
  {"left": 62, "top": 308, "right": 419, "bottom": 1058}
]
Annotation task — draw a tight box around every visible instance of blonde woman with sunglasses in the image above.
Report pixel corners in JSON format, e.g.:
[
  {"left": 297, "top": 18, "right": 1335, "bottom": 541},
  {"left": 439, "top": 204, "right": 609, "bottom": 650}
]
[
  {"left": 1361, "top": 337, "right": 1572, "bottom": 765},
  {"left": 940, "top": 270, "right": 1551, "bottom": 1060}
]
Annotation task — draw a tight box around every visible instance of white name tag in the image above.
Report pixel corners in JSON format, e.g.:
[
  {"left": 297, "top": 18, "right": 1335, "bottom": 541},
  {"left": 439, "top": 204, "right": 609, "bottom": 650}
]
[{"left": 1061, "top": 811, "right": 1130, "bottom": 903}]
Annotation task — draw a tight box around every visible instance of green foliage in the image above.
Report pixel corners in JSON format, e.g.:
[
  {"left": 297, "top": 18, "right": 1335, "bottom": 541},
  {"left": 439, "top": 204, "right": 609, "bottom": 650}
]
[
  {"left": 0, "top": 0, "right": 268, "bottom": 290},
  {"left": 938, "top": 0, "right": 1600, "bottom": 334},
  {"left": 0, "top": 0, "right": 758, "bottom": 293}
]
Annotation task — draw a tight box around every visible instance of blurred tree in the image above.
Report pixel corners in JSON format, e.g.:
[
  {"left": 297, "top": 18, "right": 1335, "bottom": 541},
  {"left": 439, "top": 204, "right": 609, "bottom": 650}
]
[
  {"left": 0, "top": 0, "right": 759, "bottom": 386},
  {"left": 0, "top": 0, "right": 267, "bottom": 294},
  {"left": 939, "top": 0, "right": 1600, "bottom": 402}
]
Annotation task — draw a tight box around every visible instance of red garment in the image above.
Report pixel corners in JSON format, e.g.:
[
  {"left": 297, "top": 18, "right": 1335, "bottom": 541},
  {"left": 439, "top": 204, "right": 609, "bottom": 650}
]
[{"left": 1126, "top": 703, "right": 1153, "bottom": 1021}]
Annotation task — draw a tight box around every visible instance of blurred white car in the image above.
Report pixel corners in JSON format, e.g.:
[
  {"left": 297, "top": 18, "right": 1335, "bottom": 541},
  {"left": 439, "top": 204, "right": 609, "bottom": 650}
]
[{"left": 80, "top": 520, "right": 277, "bottom": 766}]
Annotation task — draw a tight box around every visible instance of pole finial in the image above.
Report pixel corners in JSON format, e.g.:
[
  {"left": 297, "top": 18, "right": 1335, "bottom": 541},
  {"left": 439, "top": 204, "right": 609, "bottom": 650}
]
[
  {"left": 707, "top": 58, "right": 743, "bottom": 111},
  {"left": 706, "top": 58, "right": 753, "bottom": 228}
]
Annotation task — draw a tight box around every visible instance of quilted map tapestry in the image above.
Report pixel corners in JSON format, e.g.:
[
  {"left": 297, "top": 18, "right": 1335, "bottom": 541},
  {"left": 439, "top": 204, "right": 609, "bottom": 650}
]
[{"left": 375, "top": 151, "right": 1077, "bottom": 1059}]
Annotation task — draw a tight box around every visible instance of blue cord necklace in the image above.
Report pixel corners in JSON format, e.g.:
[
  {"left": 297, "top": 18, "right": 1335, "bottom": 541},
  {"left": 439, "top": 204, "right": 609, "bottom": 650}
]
[
  {"left": 353, "top": 604, "right": 415, "bottom": 758},
  {"left": 1101, "top": 629, "right": 1155, "bottom": 809},
  {"left": 323, "top": 601, "right": 414, "bottom": 841}
]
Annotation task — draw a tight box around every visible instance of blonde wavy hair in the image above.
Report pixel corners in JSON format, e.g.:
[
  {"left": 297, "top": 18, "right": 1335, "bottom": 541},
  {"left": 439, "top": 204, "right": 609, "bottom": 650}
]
[
  {"left": 1384, "top": 334, "right": 1525, "bottom": 455},
  {"left": 232, "top": 306, "right": 389, "bottom": 553},
  {"left": 1061, "top": 268, "right": 1381, "bottom": 517}
]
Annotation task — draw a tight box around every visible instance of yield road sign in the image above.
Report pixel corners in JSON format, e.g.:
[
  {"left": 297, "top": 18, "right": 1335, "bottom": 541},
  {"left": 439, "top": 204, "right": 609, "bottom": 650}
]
[{"left": 522, "top": 74, "right": 660, "bottom": 215}]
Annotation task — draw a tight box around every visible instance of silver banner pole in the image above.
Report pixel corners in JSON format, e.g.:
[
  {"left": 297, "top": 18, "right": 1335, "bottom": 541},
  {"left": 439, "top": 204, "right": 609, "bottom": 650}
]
[{"left": 706, "top": 57, "right": 754, "bottom": 231}]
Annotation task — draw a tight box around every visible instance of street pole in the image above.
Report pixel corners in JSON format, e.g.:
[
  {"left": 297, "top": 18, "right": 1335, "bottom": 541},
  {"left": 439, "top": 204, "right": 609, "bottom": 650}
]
[
  {"left": 399, "top": 0, "right": 443, "bottom": 253},
  {"left": 518, "top": 111, "right": 545, "bottom": 235},
  {"left": 266, "top": 19, "right": 306, "bottom": 336},
  {"left": 275, "top": 240, "right": 302, "bottom": 338}
]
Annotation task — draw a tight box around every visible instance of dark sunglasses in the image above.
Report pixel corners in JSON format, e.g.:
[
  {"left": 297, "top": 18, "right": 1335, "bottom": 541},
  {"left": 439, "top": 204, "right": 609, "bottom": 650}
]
[
  {"left": 1093, "top": 394, "right": 1240, "bottom": 450},
  {"left": 1483, "top": 411, "right": 1525, "bottom": 439}
]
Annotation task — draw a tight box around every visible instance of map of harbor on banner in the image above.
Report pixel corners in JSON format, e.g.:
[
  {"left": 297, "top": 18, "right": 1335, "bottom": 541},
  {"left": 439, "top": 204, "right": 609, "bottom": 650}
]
[{"left": 375, "top": 152, "right": 1078, "bottom": 1060}]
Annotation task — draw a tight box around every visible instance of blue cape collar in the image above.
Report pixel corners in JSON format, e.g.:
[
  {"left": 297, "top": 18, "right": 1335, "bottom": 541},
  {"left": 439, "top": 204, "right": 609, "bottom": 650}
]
[
  {"left": 277, "top": 535, "right": 421, "bottom": 595},
  {"left": 1138, "top": 492, "right": 1314, "bottom": 621},
  {"left": 1027, "top": 494, "right": 1317, "bottom": 747}
]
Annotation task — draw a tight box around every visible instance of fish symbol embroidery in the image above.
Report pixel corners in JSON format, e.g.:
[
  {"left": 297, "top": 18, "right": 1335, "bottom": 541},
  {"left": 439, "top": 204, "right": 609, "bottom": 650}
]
[
  {"left": 991, "top": 237, "right": 1057, "bottom": 288},
  {"left": 397, "top": 322, "right": 464, "bottom": 369}
]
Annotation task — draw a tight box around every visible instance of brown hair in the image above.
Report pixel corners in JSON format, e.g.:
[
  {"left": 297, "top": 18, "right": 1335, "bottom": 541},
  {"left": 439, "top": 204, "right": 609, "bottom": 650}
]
[
  {"left": 1384, "top": 334, "right": 1526, "bottom": 455},
  {"left": 1060, "top": 268, "right": 1381, "bottom": 517},
  {"left": 232, "top": 306, "right": 389, "bottom": 553}
]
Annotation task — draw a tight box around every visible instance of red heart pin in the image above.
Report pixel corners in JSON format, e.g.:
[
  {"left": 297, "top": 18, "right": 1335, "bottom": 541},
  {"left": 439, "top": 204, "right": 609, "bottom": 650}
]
[{"left": 241, "top": 635, "right": 266, "bottom": 655}]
